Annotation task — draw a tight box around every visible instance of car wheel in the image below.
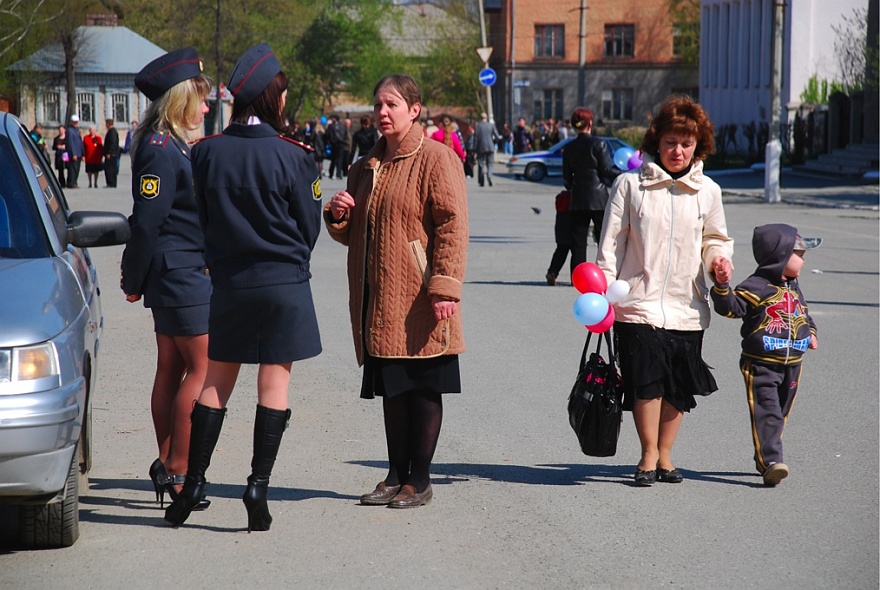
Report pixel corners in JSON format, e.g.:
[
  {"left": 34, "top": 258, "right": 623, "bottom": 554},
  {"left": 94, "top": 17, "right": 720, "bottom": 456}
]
[
  {"left": 524, "top": 163, "right": 546, "bottom": 181},
  {"left": 19, "top": 444, "right": 80, "bottom": 548}
]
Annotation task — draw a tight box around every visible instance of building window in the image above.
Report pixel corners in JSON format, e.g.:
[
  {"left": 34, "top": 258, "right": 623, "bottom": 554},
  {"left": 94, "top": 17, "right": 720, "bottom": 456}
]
[
  {"left": 601, "top": 89, "right": 633, "bottom": 121},
  {"left": 112, "top": 94, "right": 129, "bottom": 123},
  {"left": 533, "top": 89, "right": 564, "bottom": 121},
  {"left": 604, "top": 25, "right": 634, "bottom": 58},
  {"left": 77, "top": 93, "right": 94, "bottom": 123},
  {"left": 42, "top": 91, "right": 60, "bottom": 123},
  {"left": 673, "top": 22, "right": 699, "bottom": 57},
  {"left": 534, "top": 25, "right": 564, "bottom": 58}
]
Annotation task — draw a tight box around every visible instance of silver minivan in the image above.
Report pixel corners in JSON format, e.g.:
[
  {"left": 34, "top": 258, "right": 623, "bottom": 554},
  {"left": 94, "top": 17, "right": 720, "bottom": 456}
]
[{"left": 0, "top": 112, "right": 129, "bottom": 548}]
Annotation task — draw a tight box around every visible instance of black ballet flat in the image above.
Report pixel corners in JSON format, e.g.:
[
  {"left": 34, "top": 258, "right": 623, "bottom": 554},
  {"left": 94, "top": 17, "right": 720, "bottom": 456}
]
[
  {"left": 634, "top": 468, "right": 657, "bottom": 486},
  {"left": 656, "top": 467, "right": 684, "bottom": 483}
]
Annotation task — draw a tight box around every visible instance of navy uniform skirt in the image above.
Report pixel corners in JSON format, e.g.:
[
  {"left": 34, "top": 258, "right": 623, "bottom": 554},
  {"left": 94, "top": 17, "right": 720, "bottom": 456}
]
[
  {"left": 153, "top": 304, "right": 209, "bottom": 336},
  {"left": 613, "top": 322, "right": 717, "bottom": 412},
  {"left": 208, "top": 282, "right": 322, "bottom": 364}
]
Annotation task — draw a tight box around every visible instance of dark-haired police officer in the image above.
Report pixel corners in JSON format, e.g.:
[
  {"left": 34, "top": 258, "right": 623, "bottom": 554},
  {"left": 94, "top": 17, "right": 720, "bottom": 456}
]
[
  {"left": 164, "top": 42, "right": 323, "bottom": 532},
  {"left": 121, "top": 47, "right": 214, "bottom": 511}
]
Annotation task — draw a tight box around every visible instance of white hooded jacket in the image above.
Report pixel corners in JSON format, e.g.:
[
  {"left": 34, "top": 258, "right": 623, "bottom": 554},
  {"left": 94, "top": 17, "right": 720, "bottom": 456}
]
[{"left": 597, "top": 155, "right": 734, "bottom": 331}]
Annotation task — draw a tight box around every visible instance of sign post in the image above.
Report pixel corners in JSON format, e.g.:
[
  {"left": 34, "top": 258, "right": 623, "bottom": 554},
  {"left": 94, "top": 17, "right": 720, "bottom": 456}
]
[{"left": 476, "top": 0, "right": 495, "bottom": 123}]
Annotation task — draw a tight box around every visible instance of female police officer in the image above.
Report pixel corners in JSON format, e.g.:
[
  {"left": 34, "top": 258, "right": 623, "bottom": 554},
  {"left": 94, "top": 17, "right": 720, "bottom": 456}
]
[
  {"left": 164, "top": 43, "right": 323, "bottom": 532},
  {"left": 121, "top": 48, "right": 212, "bottom": 510}
]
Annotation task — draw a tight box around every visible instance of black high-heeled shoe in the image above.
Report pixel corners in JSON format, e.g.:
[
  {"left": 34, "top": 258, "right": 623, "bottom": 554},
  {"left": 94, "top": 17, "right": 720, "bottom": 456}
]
[
  {"left": 149, "top": 458, "right": 211, "bottom": 510},
  {"left": 149, "top": 458, "right": 170, "bottom": 507}
]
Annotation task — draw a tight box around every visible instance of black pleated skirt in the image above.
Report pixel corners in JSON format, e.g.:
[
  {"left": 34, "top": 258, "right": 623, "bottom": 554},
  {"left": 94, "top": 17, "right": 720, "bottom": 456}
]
[
  {"left": 360, "top": 352, "right": 461, "bottom": 399},
  {"left": 613, "top": 322, "right": 717, "bottom": 412}
]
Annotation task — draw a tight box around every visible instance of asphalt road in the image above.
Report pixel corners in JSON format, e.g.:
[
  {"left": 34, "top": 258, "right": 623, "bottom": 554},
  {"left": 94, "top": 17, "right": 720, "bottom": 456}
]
[{"left": 1, "top": 161, "right": 878, "bottom": 589}]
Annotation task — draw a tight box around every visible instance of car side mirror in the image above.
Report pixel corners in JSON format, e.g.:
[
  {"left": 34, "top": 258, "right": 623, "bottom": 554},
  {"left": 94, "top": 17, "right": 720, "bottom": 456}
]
[{"left": 67, "top": 211, "right": 131, "bottom": 248}]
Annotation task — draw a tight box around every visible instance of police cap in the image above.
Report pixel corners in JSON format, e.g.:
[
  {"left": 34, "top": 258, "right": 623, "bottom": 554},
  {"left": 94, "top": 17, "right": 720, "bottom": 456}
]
[
  {"left": 227, "top": 43, "right": 281, "bottom": 106},
  {"left": 135, "top": 47, "right": 203, "bottom": 101}
]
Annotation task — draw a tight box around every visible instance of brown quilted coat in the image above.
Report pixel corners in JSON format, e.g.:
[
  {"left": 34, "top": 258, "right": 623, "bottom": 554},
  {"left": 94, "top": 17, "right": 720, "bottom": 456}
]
[{"left": 324, "top": 122, "right": 468, "bottom": 366}]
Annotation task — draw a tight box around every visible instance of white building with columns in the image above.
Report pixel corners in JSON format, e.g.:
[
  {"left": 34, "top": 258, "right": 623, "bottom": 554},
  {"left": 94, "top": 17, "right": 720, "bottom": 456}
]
[{"left": 699, "top": 0, "right": 865, "bottom": 130}]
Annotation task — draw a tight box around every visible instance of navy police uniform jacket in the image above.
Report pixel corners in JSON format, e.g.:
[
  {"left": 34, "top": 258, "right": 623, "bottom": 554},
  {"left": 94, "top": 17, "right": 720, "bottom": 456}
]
[
  {"left": 191, "top": 123, "right": 322, "bottom": 289},
  {"left": 121, "top": 132, "right": 211, "bottom": 308}
]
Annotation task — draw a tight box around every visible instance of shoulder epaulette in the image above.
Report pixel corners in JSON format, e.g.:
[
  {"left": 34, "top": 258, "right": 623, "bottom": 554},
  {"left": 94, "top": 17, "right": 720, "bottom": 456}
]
[
  {"left": 148, "top": 132, "right": 171, "bottom": 147},
  {"left": 191, "top": 133, "right": 222, "bottom": 145},
  {"left": 278, "top": 135, "right": 315, "bottom": 153}
]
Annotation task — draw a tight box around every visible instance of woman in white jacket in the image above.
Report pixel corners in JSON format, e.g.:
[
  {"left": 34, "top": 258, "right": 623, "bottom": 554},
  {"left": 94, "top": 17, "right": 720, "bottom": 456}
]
[{"left": 597, "top": 95, "right": 733, "bottom": 486}]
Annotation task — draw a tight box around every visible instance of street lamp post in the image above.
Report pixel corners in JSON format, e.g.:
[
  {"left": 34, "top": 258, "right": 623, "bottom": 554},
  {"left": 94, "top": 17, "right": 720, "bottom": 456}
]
[{"left": 764, "top": 0, "right": 785, "bottom": 203}]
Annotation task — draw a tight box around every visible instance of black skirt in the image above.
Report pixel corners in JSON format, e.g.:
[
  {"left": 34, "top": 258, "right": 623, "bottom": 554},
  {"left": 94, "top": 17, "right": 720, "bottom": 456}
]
[
  {"left": 613, "top": 322, "right": 717, "bottom": 412},
  {"left": 360, "top": 352, "right": 461, "bottom": 399},
  {"left": 208, "top": 282, "right": 321, "bottom": 364}
]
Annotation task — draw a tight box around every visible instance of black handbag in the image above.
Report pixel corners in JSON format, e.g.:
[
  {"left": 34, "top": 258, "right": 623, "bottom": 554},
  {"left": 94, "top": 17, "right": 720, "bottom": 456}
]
[{"left": 568, "top": 330, "right": 624, "bottom": 457}]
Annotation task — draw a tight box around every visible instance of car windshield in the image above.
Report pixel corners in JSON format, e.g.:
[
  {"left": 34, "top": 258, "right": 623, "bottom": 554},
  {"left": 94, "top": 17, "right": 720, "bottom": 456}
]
[{"left": 0, "top": 135, "right": 51, "bottom": 259}]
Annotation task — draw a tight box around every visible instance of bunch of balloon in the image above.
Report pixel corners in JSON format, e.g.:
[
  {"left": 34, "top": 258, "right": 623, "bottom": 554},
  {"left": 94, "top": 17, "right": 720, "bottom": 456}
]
[
  {"left": 571, "top": 262, "right": 630, "bottom": 334},
  {"left": 613, "top": 147, "right": 643, "bottom": 171}
]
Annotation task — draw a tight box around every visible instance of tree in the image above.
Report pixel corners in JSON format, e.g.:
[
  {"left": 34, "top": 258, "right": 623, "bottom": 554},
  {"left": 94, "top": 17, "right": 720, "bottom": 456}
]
[
  {"left": 832, "top": 6, "right": 879, "bottom": 94},
  {"left": 294, "top": 1, "right": 404, "bottom": 115},
  {"left": 668, "top": 0, "right": 700, "bottom": 67},
  {"left": 408, "top": 0, "right": 483, "bottom": 112},
  {"left": 0, "top": 0, "right": 61, "bottom": 60}
]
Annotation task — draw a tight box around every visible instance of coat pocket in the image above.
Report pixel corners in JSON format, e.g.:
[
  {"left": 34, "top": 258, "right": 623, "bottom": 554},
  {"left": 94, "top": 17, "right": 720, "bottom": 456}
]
[
  {"left": 409, "top": 239, "right": 432, "bottom": 288},
  {"left": 163, "top": 250, "right": 205, "bottom": 271}
]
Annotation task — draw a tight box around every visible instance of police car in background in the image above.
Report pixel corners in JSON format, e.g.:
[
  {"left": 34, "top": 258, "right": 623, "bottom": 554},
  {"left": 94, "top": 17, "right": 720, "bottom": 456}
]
[{"left": 506, "top": 136, "right": 634, "bottom": 182}]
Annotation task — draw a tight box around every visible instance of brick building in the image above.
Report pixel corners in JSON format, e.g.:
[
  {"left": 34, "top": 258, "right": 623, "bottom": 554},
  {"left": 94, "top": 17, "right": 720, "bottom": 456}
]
[{"left": 485, "top": 0, "right": 698, "bottom": 129}]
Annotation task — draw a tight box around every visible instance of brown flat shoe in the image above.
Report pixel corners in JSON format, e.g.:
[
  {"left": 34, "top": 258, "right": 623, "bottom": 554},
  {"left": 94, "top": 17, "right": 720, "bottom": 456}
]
[
  {"left": 388, "top": 484, "right": 433, "bottom": 509},
  {"left": 360, "top": 482, "right": 401, "bottom": 505}
]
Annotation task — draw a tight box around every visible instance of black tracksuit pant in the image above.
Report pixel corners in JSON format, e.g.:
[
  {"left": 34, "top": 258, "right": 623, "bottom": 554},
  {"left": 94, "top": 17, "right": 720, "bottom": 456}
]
[{"left": 740, "top": 358, "right": 802, "bottom": 474}]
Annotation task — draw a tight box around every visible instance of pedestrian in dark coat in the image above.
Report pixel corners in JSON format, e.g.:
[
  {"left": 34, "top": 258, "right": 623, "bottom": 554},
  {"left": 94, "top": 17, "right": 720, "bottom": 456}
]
[
  {"left": 121, "top": 47, "right": 213, "bottom": 511},
  {"left": 562, "top": 107, "right": 620, "bottom": 275},
  {"left": 65, "top": 114, "right": 84, "bottom": 188},
  {"left": 103, "top": 118, "right": 120, "bottom": 187},
  {"left": 165, "top": 42, "right": 323, "bottom": 533}
]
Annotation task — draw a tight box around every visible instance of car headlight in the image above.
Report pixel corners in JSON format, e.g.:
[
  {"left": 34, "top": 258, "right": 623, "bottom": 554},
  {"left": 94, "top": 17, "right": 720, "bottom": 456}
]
[
  {"left": 509, "top": 157, "right": 518, "bottom": 163},
  {"left": 0, "top": 343, "right": 59, "bottom": 383}
]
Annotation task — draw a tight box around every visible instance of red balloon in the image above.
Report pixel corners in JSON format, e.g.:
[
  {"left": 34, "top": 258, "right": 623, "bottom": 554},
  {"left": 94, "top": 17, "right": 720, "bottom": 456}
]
[
  {"left": 586, "top": 305, "right": 615, "bottom": 333},
  {"left": 572, "top": 262, "right": 608, "bottom": 295}
]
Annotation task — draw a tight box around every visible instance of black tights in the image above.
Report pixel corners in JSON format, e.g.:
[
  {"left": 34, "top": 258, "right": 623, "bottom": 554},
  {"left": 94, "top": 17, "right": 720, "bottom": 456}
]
[{"left": 382, "top": 391, "right": 443, "bottom": 493}]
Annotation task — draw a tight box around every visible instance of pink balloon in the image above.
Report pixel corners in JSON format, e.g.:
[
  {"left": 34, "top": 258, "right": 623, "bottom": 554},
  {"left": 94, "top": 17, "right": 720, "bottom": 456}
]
[
  {"left": 572, "top": 262, "right": 608, "bottom": 294},
  {"left": 627, "top": 151, "right": 643, "bottom": 170},
  {"left": 586, "top": 304, "right": 615, "bottom": 333}
]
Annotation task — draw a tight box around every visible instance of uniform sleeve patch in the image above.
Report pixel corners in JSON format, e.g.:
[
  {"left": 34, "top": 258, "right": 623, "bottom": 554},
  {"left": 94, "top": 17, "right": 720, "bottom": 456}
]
[
  {"left": 312, "top": 177, "right": 322, "bottom": 201},
  {"left": 140, "top": 174, "right": 160, "bottom": 199}
]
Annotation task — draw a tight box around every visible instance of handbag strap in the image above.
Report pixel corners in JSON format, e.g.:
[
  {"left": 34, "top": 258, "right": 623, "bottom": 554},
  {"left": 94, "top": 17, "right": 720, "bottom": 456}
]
[{"left": 578, "top": 329, "right": 615, "bottom": 369}]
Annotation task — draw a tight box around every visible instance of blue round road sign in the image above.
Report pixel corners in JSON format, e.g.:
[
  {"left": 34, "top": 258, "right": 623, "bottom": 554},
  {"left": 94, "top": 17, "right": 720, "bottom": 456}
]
[{"left": 479, "top": 67, "right": 497, "bottom": 87}]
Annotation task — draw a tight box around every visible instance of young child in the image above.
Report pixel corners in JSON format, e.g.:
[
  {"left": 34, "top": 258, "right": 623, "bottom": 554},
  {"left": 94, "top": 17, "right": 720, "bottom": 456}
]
[{"left": 710, "top": 223, "right": 820, "bottom": 486}]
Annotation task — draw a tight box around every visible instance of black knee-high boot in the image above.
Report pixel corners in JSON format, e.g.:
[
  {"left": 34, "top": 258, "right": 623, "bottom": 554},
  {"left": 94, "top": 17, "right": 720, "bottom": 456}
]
[
  {"left": 243, "top": 405, "right": 291, "bottom": 532},
  {"left": 164, "top": 403, "right": 226, "bottom": 527}
]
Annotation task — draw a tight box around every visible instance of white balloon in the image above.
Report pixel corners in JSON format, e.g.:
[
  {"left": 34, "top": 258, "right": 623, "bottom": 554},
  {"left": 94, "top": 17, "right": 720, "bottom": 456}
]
[{"left": 605, "top": 279, "right": 630, "bottom": 304}]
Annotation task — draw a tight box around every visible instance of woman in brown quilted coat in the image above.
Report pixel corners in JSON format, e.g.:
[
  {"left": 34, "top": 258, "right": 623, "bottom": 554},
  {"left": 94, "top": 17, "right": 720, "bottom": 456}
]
[{"left": 325, "top": 74, "right": 468, "bottom": 509}]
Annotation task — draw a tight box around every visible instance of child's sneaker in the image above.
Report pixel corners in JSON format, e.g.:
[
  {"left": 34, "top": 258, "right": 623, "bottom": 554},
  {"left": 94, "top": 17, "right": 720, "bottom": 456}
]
[
  {"left": 545, "top": 273, "right": 557, "bottom": 286},
  {"left": 762, "top": 462, "right": 789, "bottom": 486}
]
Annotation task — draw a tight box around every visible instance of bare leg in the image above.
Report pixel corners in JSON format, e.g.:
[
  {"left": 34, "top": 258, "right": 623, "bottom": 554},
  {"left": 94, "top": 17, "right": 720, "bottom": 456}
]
[
  {"left": 164, "top": 334, "right": 209, "bottom": 478},
  {"left": 198, "top": 360, "right": 242, "bottom": 409},
  {"left": 256, "top": 362, "right": 292, "bottom": 410},
  {"left": 632, "top": 397, "right": 661, "bottom": 471}
]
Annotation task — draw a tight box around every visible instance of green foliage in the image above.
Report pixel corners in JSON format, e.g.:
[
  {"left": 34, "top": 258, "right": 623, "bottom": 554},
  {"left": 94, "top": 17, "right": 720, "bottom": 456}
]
[
  {"left": 668, "top": 0, "right": 700, "bottom": 67},
  {"left": 613, "top": 126, "right": 647, "bottom": 149},
  {"left": 294, "top": 2, "right": 405, "bottom": 114}
]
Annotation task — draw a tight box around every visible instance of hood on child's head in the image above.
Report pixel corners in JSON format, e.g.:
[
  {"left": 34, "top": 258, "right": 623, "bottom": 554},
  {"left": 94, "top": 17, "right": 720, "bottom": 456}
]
[{"left": 752, "top": 223, "right": 799, "bottom": 280}]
